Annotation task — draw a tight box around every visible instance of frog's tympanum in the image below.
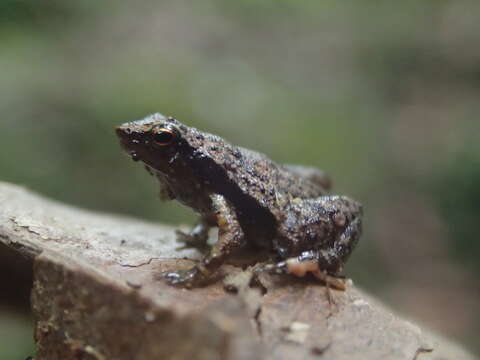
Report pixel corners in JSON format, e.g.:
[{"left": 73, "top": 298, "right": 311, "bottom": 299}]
[{"left": 116, "top": 114, "right": 362, "bottom": 288}]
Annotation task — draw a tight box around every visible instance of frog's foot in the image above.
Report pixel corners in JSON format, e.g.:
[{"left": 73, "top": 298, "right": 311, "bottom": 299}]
[
  {"left": 261, "top": 253, "right": 347, "bottom": 291},
  {"left": 282, "top": 256, "right": 347, "bottom": 291},
  {"left": 162, "top": 265, "right": 212, "bottom": 288},
  {"left": 311, "top": 269, "right": 347, "bottom": 291}
]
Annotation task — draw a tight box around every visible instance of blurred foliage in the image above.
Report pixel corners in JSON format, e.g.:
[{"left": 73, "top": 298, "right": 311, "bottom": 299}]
[
  {"left": 433, "top": 150, "right": 480, "bottom": 272},
  {"left": 1, "top": 0, "right": 479, "bottom": 356}
]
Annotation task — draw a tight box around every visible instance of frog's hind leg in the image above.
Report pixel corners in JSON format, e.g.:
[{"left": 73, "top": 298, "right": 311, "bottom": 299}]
[{"left": 263, "top": 195, "right": 362, "bottom": 290}]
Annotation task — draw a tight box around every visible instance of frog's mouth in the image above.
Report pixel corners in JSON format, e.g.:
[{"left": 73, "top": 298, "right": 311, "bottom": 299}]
[{"left": 120, "top": 146, "right": 142, "bottom": 163}]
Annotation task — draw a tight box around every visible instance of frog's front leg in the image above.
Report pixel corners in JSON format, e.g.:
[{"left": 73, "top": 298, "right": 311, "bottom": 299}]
[{"left": 164, "top": 194, "right": 245, "bottom": 287}]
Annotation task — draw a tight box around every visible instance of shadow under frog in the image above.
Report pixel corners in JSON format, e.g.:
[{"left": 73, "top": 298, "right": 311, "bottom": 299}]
[{"left": 116, "top": 114, "right": 362, "bottom": 288}]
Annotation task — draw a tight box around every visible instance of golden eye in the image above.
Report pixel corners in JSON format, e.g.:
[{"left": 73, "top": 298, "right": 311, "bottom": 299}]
[{"left": 153, "top": 128, "right": 176, "bottom": 146}]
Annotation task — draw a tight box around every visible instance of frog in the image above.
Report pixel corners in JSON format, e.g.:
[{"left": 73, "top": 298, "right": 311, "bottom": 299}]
[{"left": 116, "top": 113, "right": 362, "bottom": 288}]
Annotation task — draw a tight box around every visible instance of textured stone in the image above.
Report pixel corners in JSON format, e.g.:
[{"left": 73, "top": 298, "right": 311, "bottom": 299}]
[{"left": 0, "top": 182, "right": 475, "bottom": 360}]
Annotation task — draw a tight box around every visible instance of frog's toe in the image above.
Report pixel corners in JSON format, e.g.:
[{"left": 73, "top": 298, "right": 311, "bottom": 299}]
[
  {"left": 260, "top": 261, "right": 288, "bottom": 275},
  {"left": 175, "top": 230, "right": 196, "bottom": 245},
  {"left": 175, "top": 230, "right": 208, "bottom": 250},
  {"left": 163, "top": 271, "right": 186, "bottom": 284},
  {"left": 162, "top": 267, "right": 207, "bottom": 287}
]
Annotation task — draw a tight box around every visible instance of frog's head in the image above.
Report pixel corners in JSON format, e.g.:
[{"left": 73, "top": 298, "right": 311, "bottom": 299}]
[{"left": 116, "top": 113, "right": 191, "bottom": 176}]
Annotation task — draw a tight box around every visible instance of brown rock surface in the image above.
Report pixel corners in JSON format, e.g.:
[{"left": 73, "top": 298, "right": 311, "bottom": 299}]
[{"left": 0, "top": 182, "right": 474, "bottom": 360}]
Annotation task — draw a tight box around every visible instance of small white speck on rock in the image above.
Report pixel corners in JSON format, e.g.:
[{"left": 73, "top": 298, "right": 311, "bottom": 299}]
[
  {"left": 284, "top": 322, "right": 311, "bottom": 344},
  {"left": 353, "top": 299, "right": 369, "bottom": 307},
  {"left": 145, "top": 311, "right": 156, "bottom": 322}
]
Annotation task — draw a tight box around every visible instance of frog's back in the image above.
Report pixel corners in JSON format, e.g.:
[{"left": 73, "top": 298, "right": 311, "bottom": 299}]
[
  {"left": 185, "top": 127, "right": 326, "bottom": 210},
  {"left": 234, "top": 146, "right": 328, "bottom": 201}
]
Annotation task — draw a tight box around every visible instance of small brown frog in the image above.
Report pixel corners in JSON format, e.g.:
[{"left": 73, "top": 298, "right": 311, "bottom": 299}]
[{"left": 116, "top": 114, "right": 362, "bottom": 288}]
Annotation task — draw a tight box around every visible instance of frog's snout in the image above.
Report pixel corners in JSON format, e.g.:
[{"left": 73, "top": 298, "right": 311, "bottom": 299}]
[
  {"left": 115, "top": 125, "right": 140, "bottom": 152},
  {"left": 115, "top": 126, "right": 123, "bottom": 137},
  {"left": 115, "top": 126, "right": 129, "bottom": 147},
  {"left": 115, "top": 124, "right": 134, "bottom": 137},
  {"left": 115, "top": 124, "right": 144, "bottom": 142},
  {"left": 116, "top": 128, "right": 143, "bottom": 163}
]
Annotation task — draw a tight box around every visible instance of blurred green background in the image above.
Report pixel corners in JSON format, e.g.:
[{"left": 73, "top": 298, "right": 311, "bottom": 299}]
[{"left": 1, "top": 1, "right": 479, "bottom": 358}]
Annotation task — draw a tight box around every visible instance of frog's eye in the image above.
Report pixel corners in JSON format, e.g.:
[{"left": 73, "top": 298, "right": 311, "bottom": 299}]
[{"left": 153, "top": 128, "right": 177, "bottom": 146}]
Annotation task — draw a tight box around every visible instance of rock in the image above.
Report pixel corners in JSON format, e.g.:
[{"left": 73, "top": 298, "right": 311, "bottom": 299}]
[{"left": 0, "top": 182, "right": 475, "bottom": 360}]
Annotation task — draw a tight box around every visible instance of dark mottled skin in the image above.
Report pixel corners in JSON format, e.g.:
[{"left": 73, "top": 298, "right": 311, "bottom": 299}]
[{"left": 116, "top": 113, "right": 362, "bottom": 287}]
